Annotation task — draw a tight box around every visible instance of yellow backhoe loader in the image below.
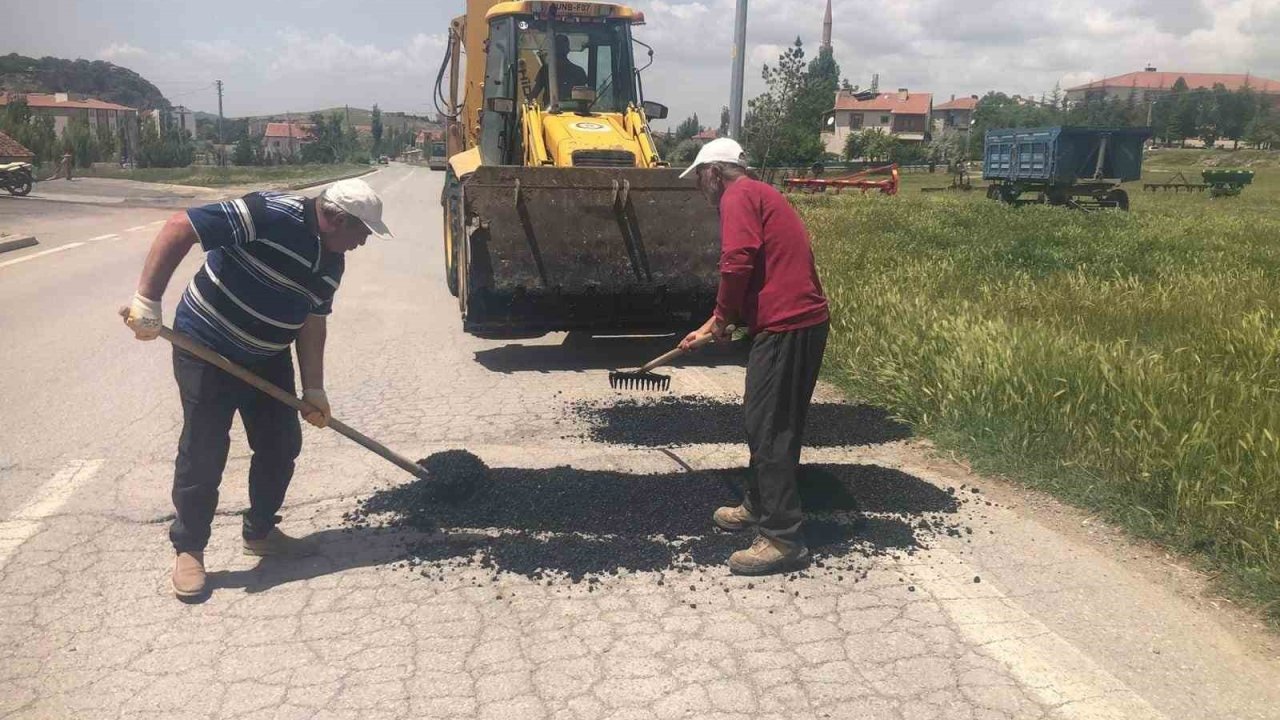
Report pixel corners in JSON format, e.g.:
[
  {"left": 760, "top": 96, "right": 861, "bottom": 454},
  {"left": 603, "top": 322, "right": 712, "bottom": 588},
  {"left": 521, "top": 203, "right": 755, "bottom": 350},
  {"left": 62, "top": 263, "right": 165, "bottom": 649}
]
[{"left": 437, "top": 0, "right": 720, "bottom": 335}]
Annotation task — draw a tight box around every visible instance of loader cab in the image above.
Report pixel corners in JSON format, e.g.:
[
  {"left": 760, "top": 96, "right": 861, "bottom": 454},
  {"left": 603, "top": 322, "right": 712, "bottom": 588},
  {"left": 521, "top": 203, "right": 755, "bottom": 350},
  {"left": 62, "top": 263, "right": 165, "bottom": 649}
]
[{"left": 480, "top": 5, "right": 642, "bottom": 165}]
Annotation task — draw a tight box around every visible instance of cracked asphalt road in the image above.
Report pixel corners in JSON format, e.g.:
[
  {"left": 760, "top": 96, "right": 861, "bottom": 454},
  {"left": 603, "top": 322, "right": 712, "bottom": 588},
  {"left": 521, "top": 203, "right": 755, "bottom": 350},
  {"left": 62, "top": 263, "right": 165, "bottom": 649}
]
[{"left": 2, "top": 163, "right": 1279, "bottom": 719}]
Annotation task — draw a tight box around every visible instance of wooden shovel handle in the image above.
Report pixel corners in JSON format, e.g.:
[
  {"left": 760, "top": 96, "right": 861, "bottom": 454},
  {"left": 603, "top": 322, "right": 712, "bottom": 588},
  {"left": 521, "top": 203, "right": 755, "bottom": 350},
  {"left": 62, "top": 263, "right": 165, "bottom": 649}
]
[{"left": 155, "top": 326, "right": 425, "bottom": 478}]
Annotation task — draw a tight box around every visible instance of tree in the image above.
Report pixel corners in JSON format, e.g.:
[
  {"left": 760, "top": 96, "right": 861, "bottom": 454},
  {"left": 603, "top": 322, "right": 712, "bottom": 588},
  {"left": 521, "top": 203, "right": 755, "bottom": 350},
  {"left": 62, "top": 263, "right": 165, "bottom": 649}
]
[
  {"left": 741, "top": 37, "right": 826, "bottom": 168},
  {"left": 671, "top": 138, "right": 704, "bottom": 163},
  {"left": 718, "top": 106, "right": 730, "bottom": 136},
  {"left": 858, "top": 128, "right": 896, "bottom": 162},
  {"left": 0, "top": 97, "right": 58, "bottom": 166},
  {"left": 370, "top": 104, "right": 384, "bottom": 155},
  {"left": 62, "top": 116, "right": 98, "bottom": 168},
  {"left": 1244, "top": 108, "right": 1280, "bottom": 149},
  {"left": 301, "top": 112, "right": 359, "bottom": 163},
  {"left": 232, "top": 135, "right": 258, "bottom": 165},
  {"left": 1170, "top": 78, "right": 1199, "bottom": 146},
  {"left": 842, "top": 129, "right": 864, "bottom": 161},
  {"left": 674, "top": 113, "right": 701, "bottom": 141}
]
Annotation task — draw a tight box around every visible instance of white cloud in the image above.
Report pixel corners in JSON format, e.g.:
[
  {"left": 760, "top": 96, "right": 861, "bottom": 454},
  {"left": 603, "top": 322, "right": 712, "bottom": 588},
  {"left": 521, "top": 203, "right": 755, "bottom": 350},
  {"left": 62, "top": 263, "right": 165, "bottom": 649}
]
[
  {"left": 99, "top": 43, "right": 148, "bottom": 61},
  {"left": 268, "top": 29, "right": 447, "bottom": 79},
  {"left": 188, "top": 40, "right": 249, "bottom": 66}
]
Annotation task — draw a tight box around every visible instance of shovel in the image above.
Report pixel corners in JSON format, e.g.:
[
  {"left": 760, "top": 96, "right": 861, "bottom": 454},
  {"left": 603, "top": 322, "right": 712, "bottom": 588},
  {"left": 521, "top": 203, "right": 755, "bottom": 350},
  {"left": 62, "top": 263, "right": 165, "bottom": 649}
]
[{"left": 150, "top": 324, "right": 430, "bottom": 480}]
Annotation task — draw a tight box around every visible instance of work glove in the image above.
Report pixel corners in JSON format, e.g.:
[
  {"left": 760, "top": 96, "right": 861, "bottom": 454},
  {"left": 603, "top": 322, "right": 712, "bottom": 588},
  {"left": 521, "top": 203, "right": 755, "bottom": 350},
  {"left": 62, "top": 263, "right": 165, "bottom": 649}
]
[
  {"left": 119, "top": 293, "right": 162, "bottom": 340},
  {"left": 301, "top": 388, "right": 331, "bottom": 429}
]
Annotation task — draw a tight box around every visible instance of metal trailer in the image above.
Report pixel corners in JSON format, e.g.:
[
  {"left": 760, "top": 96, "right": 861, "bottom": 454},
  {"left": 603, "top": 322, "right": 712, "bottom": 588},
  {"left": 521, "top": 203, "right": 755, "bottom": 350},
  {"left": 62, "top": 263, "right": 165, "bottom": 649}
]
[
  {"left": 983, "top": 126, "right": 1152, "bottom": 211},
  {"left": 1201, "top": 168, "right": 1254, "bottom": 198}
]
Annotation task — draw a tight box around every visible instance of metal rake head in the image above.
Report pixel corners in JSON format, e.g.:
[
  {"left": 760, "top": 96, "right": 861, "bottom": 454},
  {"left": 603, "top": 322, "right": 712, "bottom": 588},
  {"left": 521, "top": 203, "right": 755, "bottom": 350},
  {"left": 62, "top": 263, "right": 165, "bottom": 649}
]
[{"left": 608, "top": 370, "right": 671, "bottom": 392}]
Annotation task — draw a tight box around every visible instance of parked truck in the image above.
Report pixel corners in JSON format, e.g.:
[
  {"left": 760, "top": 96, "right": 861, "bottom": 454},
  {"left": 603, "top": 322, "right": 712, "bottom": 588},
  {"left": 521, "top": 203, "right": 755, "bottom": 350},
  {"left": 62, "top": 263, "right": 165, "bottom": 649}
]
[
  {"left": 436, "top": 0, "right": 720, "bottom": 336},
  {"left": 983, "top": 126, "right": 1152, "bottom": 211}
]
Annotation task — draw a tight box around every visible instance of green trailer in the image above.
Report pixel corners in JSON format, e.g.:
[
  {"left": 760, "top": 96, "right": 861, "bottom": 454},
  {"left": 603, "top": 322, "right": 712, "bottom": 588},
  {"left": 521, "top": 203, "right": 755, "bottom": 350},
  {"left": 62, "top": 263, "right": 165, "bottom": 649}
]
[{"left": 1201, "top": 169, "right": 1254, "bottom": 198}]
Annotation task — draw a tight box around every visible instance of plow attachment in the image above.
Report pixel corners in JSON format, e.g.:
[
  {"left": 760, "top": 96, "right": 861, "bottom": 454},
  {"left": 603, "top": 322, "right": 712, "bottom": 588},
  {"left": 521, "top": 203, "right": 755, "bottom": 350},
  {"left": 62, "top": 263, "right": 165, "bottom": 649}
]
[{"left": 458, "top": 166, "right": 721, "bottom": 334}]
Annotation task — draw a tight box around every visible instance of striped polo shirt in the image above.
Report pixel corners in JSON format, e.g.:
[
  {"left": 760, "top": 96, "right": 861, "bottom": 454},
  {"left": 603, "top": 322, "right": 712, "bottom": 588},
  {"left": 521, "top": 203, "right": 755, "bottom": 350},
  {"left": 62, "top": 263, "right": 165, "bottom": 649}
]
[{"left": 174, "top": 191, "right": 344, "bottom": 366}]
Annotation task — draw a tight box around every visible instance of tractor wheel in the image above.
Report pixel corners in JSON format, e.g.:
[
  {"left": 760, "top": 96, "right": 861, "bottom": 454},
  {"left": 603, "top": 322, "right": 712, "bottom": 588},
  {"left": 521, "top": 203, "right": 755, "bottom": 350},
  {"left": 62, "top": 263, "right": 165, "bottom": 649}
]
[
  {"left": 442, "top": 174, "right": 463, "bottom": 297},
  {"left": 986, "top": 185, "right": 1002, "bottom": 202},
  {"left": 1106, "top": 188, "right": 1130, "bottom": 211}
]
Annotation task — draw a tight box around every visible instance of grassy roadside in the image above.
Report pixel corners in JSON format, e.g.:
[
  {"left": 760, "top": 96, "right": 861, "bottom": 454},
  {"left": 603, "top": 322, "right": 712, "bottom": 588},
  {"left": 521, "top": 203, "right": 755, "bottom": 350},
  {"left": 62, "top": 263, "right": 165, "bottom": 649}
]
[
  {"left": 76, "top": 163, "right": 373, "bottom": 188},
  {"left": 798, "top": 164, "right": 1280, "bottom": 622}
]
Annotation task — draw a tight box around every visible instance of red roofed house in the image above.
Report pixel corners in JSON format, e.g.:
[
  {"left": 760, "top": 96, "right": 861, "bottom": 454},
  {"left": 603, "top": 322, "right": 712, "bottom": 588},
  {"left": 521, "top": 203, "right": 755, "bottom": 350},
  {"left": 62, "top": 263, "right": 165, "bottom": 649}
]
[
  {"left": 933, "top": 95, "right": 978, "bottom": 136},
  {"left": 1065, "top": 67, "right": 1280, "bottom": 106},
  {"left": 263, "top": 122, "right": 314, "bottom": 160},
  {"left": 0, "top": 92, "right": 139, "bottom": 161},
  {"left": 822, "top": 88, "right": 932, "bottom": 155},
  {"left": 692, "top": 128, "right": 719, "bottom": 141},
  {"left": 0, "top": 130, "right": 35, "bottom": 164}
]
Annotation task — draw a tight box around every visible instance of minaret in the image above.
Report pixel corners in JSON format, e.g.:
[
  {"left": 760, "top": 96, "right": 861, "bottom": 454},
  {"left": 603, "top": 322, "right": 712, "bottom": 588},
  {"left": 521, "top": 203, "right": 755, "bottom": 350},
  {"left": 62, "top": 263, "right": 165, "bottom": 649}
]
[{"left": 822, "top": 0, "right": 833, "bottom": 50}]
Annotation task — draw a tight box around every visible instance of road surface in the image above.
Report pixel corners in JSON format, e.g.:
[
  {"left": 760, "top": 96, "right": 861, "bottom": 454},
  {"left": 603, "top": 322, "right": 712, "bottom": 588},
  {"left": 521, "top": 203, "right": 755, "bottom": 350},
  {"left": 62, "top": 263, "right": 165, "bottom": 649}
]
[{"left": 1, "top": 164, "right": 1278, "bottom": 719}]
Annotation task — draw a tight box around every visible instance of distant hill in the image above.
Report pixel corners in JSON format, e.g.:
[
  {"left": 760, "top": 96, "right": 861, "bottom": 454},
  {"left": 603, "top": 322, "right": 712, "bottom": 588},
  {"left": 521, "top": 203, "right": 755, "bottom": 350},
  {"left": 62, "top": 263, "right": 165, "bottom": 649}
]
[{"left": 0, "top": 53, "right": 170, "bottom": 110}]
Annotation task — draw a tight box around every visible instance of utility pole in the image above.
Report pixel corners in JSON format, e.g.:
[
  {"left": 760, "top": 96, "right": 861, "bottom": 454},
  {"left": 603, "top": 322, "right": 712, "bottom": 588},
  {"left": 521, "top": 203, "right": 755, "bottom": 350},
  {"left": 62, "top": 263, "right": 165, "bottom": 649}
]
[
  {"left": 728, "top": 0, "right": 748, "bottom": 139},
  {"left": 215, "top": 79, "right": 225, "bottom": 166}
]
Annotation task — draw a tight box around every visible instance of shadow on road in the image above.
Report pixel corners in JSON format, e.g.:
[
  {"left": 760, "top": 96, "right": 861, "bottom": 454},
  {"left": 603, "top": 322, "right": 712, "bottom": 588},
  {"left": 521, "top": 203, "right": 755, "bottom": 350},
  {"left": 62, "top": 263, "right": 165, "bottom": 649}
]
[
  {"left": 472, "top": 332, "right": 749, "bottom": 373},
  {"left": 575, "top": 397, "right": 913, "bottom": 447}
]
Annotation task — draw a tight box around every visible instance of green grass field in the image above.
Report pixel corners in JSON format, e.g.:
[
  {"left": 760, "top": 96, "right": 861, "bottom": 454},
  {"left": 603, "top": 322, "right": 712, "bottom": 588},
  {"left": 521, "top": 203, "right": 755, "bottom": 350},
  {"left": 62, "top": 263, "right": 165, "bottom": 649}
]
[
  {"left": 78, "top": 163, "right": 372, "bottom": 188},
  {"left": 800, "top": 151, "right": 1280, "bottom": 621}
]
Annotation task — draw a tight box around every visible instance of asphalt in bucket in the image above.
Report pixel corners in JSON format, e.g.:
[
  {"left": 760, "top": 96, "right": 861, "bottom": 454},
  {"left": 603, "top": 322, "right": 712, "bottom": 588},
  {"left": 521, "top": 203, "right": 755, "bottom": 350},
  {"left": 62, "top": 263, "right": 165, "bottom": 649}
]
[
  {"left": 344, "top": 451, "right": 976, "bottom": 583},
  {"left": 570, "top": 395, "right": 913, "bottom": 447}
]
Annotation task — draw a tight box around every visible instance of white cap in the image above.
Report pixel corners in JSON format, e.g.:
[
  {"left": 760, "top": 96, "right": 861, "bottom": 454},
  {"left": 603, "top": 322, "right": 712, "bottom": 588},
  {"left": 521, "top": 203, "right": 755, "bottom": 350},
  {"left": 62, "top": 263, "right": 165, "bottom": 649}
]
[
  {"left": 679, "top": 137, "right": 748, "bottom": 179},
  {"left": 322, "top": 178, "right": 393, "bottom": 237}
]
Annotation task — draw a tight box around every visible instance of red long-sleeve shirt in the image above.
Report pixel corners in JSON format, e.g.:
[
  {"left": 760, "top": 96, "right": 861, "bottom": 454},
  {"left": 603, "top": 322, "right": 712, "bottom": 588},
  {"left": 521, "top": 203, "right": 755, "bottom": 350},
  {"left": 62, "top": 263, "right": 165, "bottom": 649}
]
[{"left": 713, "top": 178, "right": 829, "bottom": 335}]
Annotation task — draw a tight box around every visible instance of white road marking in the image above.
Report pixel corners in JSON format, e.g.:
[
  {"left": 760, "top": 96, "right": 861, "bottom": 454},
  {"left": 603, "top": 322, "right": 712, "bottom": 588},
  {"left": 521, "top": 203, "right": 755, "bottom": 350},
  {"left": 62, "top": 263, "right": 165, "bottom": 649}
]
[
  {"left": 86, "top": 233, "right": 119, "bottom": 242},
  {"left": 0, "top": 242, "right": 85, "bottom": 270},
  {"left": 910, "top": 549, "right": 1168, "bottom": 719},
  {"left": 124, "top": 225, "right": 150, "bottom": 232},
  {"left": 378, "top": 167, "right": 418, "bottom": 195},
  {"left": 0, "top": 459, "right": 104, "bottom": 572}
]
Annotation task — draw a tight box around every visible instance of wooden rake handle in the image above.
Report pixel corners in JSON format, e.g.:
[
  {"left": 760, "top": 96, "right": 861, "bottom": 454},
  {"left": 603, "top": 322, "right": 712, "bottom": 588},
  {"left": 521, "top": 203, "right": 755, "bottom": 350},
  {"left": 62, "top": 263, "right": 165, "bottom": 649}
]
[
  {"left": 154, "top": 325, "right": 426, "bottom": 479},
  {"left": 638, "top": 325, "right": 735, "bottom": 373}
]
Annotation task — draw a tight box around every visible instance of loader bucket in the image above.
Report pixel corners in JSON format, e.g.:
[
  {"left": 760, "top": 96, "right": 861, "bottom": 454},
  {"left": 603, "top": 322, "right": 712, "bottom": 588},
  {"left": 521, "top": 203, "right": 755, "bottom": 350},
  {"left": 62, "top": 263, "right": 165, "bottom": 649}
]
[{"left": 460, "top": 166, "right": 721, "bottom": 334}]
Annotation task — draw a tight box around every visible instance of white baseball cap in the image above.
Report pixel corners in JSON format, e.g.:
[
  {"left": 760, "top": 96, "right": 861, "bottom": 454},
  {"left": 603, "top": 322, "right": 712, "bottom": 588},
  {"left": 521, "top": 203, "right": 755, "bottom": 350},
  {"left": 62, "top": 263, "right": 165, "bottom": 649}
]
[
  {"left": 679, "top": 137, "right": 749, "bottom": 179},
  {"left": 322, "top": 179, "right": 393, "bottom": 237}
]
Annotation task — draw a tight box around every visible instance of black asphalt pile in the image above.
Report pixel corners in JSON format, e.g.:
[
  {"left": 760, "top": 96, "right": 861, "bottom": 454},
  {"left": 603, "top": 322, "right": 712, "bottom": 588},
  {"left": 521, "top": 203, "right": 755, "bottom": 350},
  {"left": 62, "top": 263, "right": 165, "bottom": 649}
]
[
  {"left": 345, "top": 451, "right": 974, "bottom": 583},
  {"left": 571, "top": 395, "right": 912, "bottom": 447}
]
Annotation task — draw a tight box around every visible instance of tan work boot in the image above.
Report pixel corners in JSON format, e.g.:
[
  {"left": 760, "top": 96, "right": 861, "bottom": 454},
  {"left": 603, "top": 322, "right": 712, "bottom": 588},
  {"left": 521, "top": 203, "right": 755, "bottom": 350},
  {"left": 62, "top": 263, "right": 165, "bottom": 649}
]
[
  {"left": 728, "top": 535, "right": 809, "bottom": 576},
  {"left": 713, "top": 504, "right": 758, "bottom": 532},
  {"left": 172, "top": 552, "right": 207, "bottom": 598},
  {"left": 243, "top": 528, "right": 317, "bottom": 558}
]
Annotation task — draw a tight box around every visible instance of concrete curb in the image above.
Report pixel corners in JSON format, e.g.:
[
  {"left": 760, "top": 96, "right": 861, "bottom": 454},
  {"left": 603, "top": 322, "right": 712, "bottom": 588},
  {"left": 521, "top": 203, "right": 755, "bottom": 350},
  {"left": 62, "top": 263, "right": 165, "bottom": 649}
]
[
  {"left": 286, "top": 166, "right": 380, "bottom": 192},
  {"left": 0, "top": 235, "right": 38, "bottom": 254}
]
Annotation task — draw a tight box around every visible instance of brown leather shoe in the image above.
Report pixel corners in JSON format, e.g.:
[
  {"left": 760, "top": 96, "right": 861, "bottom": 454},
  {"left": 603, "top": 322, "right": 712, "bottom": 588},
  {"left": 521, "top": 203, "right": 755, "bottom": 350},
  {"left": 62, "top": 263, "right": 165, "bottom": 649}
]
[
  {"left": 728, "top": 535, "right": 809, "bottom": 576},
  {"left": 243, "top": 528, "right": 317, "bottom": 557},
  {"left": 172, "top": 552, "right": 206, "bottom": 598},
  {"left": 713, "top": 504, "right": 758, "bottom": 532}
]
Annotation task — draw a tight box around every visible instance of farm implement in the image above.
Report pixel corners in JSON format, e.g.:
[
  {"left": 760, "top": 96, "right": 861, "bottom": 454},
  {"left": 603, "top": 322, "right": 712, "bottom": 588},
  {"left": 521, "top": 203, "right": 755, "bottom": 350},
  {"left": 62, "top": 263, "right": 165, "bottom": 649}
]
[
  {"left": 783, "top": 164, "right": 900, "bottom": 196},
  {"left": 983, "top": 126, "right": 1151, "bottom": 211}
]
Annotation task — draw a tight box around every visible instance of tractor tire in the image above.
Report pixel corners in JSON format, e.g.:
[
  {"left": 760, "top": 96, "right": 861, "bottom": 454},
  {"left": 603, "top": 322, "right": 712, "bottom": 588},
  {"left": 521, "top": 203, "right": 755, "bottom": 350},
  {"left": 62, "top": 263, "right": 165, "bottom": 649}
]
[
  {"left": 442, "top": 173, "right": 463, "bottom": 298},
  {"left": 1106, "top": 188, "right": 1130, "bottom": 211}
]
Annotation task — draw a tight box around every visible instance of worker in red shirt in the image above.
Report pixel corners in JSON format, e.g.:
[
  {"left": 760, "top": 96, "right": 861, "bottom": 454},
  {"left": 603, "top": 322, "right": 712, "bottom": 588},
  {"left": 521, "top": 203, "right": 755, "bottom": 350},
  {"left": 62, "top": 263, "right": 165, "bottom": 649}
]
[{"left": 679, "top": 138, "right": 830, "bottom": 576}]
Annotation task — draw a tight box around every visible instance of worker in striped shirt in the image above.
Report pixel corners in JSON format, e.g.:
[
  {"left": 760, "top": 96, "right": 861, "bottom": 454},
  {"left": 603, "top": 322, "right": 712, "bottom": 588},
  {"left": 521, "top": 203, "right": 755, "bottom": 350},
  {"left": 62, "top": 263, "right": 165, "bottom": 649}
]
[{"left": 120, "top": 179, "right": 393, "bottom": 600}]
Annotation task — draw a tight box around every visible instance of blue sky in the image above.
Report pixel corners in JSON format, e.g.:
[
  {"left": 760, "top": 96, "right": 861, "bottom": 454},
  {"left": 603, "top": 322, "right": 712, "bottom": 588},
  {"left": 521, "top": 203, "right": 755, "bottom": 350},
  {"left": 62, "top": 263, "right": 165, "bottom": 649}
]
[{"left": 5, "top": 0, "right": 1279, "bottom": 128}]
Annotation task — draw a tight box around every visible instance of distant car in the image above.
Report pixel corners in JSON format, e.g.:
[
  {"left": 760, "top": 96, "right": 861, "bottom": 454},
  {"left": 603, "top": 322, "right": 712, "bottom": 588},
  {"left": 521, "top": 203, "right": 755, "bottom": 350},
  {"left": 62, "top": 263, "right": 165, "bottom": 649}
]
[{"left": 378, "top": 155, "right": 389, "bottom": 165}]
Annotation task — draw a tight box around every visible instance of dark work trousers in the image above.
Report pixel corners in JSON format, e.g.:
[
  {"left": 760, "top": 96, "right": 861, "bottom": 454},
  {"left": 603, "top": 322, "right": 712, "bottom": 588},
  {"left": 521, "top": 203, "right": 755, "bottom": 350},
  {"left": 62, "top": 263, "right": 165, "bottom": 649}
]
[
  {"left": 741, "top": 321, "right": 829, "bottom": 547},
  {"left": 169, "top": 346, "right": 302, "bottom": 553}
]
